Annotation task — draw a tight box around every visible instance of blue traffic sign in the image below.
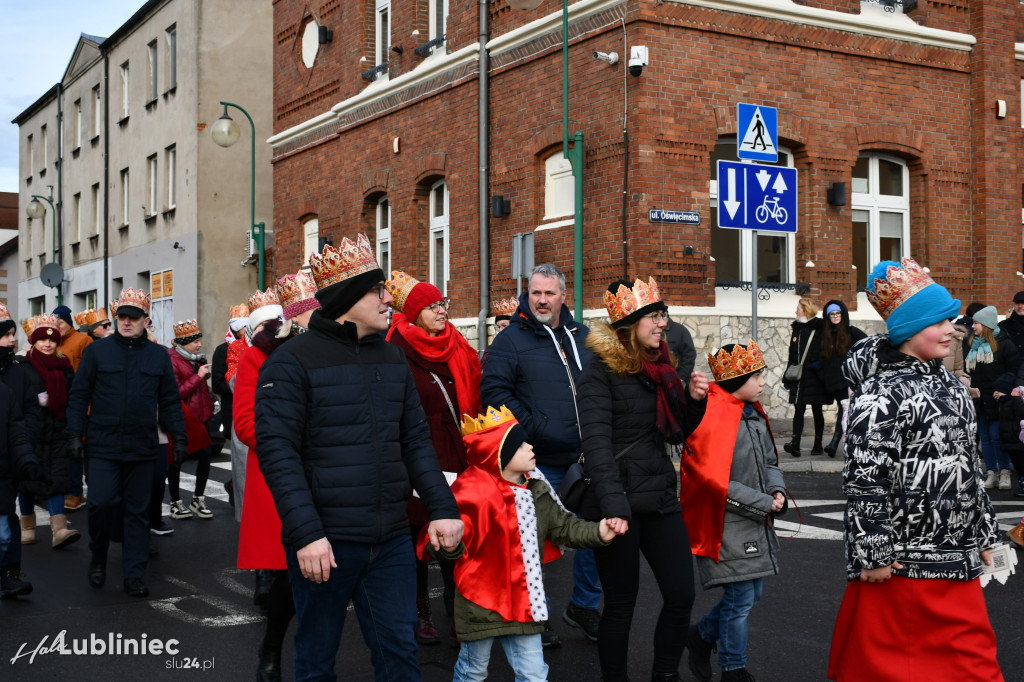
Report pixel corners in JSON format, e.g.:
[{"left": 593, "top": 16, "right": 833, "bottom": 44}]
[
  {"left": 737, "top": 103, "right": 778, "bottom": 163},
  {"left": 716, "top": 160, "right": 798, "bottom": 233}
]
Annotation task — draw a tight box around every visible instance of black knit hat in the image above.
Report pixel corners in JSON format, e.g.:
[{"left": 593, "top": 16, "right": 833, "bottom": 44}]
[
  {"left": 1014, "top": 291, "right": 1024, "bottom": 304},
  {"left": 499, "top": 424, "right": 528, "bottom": 471},
  {"left": 314, "top": 268, "right": 384, "bottom": 320}
]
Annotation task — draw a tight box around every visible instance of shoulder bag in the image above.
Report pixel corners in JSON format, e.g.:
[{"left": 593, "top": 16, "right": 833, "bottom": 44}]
[
  {"left": 783, "top": 330, "right": 815, "bottom": 384},
  {"left": 557, "top": 436, "right": 645, "bottom": 513}
]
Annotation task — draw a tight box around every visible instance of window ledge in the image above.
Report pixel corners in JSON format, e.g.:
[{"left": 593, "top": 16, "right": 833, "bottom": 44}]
[
  {"left": 536, "top": 218, "right": 574, "bottom": 232},
  {"left": 144, "top": 213, "right": 158, "bottom": 224},
  {"left": 69, "top": 240, "right": 80, "bottom": 247},
  {"left": 162, "top": 206, "right": 176, "bottom": 216},
  {"left": 88, "top": 234, "right": 100, "bottom": 244},
  {"left": 71, "top": 147, "right": 81, "bottom": 158},
  {"left": 90, "top": 135, "right": 100, "bottom": 146},
  {"left": 39, "top": 169, "right": 46, "bottom": 178},
  {"left": 145, "top": 99, "right": 157, "bottom": 110},
  {"left": 24, "top": 177, "right": 32, "bottom": 184},
  {"left": 118, "top": 116, "right": 130, "bottom": 127},
  {"left": 162, "top": 86, "right": 176, "bottom": 98}
]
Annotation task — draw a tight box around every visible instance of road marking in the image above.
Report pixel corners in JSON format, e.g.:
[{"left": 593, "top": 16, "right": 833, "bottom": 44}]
[{"left": 149, "top": 575, "right": 263, "bottom": 627}]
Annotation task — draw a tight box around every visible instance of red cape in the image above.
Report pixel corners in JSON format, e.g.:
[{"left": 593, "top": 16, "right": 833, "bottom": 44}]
[{"left": 681, "top": 383, "right": 773, "bottom": 560}]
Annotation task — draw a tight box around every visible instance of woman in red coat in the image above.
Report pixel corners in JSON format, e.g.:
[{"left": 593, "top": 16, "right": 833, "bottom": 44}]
[
  {"left": 234, "top": 316, "right": 294, "bottom": 682},
  {"left": 386, "top": 270, "right": 481, "bottom": 643},
  {"left": 166, "top": 320, "right": 215, "bottom": 520}
]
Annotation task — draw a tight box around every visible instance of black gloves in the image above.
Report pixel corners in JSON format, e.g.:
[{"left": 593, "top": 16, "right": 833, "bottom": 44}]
[
  {"left": 68, "top": 436, "right": 85, "bottom": 461},
  {"left": 172, "top": 437, "right": 189, "bottom": 466},
  {"left": 20, "top": 461, "right": 47, "bottom": 484}
]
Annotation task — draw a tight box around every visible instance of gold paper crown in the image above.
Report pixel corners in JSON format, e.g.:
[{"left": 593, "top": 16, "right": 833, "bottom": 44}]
[
  {"left": 865, "top": 257, "right": 935, "bottom": 320},
  {"left": 492, "top": 297, "right": 519, "bottom": 317},
  {"left": 248, "top": 288, "right": 281, "bottom": 312},
  {"left": 109, "top": 300, "right": 119, "bottom": 317},
  {"left": 460, "top": 405, "right": 518, "bottom": 437},
  {"left": 707, "top": 340, "right": 767, "bottom": 382},
  {"left": 21, "top": 316, "right": 39, "bottom": 336},
  {"left": 118, "top": 287, "right": 151, "bottom": 314},
  {"left": 84, "top": 308, "right": 109, "bottom": 325},
  {"left": 308, "top": 234, "right": 379, "bottom": 290},
  {"left": 0, "top": 303, "right": 9, "bottom": 323},
  {"left": 276, "top": 271, "right": 319, "bottom": 309},
  {"left": 73, "top": 310, "right": 89, "bottom": 326},
  {"left": 385, "top": 270, "right": 421, "bottom": 314},
  {"left": 228, "top": 303, "right": 250, "bottom": 319},
  {"left": 173, "top": 319, "right": 201, "bottom": 340},
  {"left": 604, "top": 277, "right": 662, "bottom": 324},
  {"left": 34, "top": 313, "right": 61, "bottom": 335}
]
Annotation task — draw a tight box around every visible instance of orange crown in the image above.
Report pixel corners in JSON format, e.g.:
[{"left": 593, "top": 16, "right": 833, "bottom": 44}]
[
  {"left": 173, "top": 319, "right": 201, "bottom": 340},
  {"left": 21, "top": 317, "right": 39, "bottom": 336},
  {"left": 492, "top": 297, "right": 519, "bottom": 318},
  {"left": 84, "top": 308, "right": 109, "bottom": 325},
  {"left": 461, "top": 405, "right": 518, "bottom": 437},
  {"left": 604, "top": 277, "right": 662, "bottom": 325},
  {"left": 866, "top": 257, "right": 935, "bottom": 320},
  {"left": 0, "top": 303, "right": 10, "bottom": 323},
  {"left": 248, "top": 288, "right": 281, "bottom": 313},
  {"left": 385, "top": 270, "right": 421, "bottom": 314},
  {"left": 308, "top": 234, "right": 379, "bottom": 290},
  {"left": 228, "top": 303, "right": 250, "bottom": 319},
  {"left": 117, "top": 287, "right": 151, "bottom": 315},
  {"left": 34, "top": 313, "right": 61, "bottom": 335},
  {"left": 276, "top": 271, "right": 319, "bottom": 309},
  {"left": 707, "top": 340, "right": 767, "bottom": 382},
  {"left": 73, "top": 310, "right": 89, "bottom": 326}
]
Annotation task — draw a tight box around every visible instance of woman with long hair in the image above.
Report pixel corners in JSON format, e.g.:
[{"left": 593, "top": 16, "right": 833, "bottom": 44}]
[
  {"left": 578, "top": 277, "right": 708, "bottom": 682},
  {"left": 386, "top": 271, "right": 481, "bottom": 643},
  {"left": 783, "top": 298, "right": 827, "bottom": 457},
  {"left": 18, "top": 314, "right": 79, "bottom": 549},
  {"left": 818, "top": 301, "right": 865, "bottom": 457}
]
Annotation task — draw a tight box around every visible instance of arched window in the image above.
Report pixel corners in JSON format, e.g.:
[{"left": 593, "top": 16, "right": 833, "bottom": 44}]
[
  {"left": 544, "top": 151, "right": 575, "bottom": 224},
  {"left": 376, "top": 197, "right": 390, "bottom": 276},
  {"left": 428, "top": 180, "right": 448, "bottom": 294},
  {"left": 851, "top": 153, "right": 910, "bottom": 288},
  {"left": 302, "top": 216, "right": 319, "bottom": 266}
]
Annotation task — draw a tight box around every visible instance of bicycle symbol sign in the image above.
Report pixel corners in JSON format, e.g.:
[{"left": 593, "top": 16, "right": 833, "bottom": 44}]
[{"left": 716, "top": 160, "right": 798, "bottom": 233}]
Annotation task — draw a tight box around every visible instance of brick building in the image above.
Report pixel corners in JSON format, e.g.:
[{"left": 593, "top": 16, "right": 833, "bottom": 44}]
[{"left": 268, "top": 0, "right": 1024, "bottom": 354}]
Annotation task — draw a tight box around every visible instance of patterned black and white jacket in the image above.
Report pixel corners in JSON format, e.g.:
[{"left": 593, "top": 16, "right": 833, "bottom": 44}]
[{"left": 840, "top": 334, "right": 1001, "bottom": 582}]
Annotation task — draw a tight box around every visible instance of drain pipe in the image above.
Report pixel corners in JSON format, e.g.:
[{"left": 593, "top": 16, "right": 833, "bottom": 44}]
[{"left": 477, "top": 0, "right": 491, "bottom": 353}]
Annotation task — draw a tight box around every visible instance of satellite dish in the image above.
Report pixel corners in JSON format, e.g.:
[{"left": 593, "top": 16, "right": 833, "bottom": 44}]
[{"left": 40, "top": 262, "right": 64, "bottom": 288}]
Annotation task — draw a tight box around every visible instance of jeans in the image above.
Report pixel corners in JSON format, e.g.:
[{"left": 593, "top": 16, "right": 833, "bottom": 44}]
[
  {"left": 978, "top": 412, "right": 1011, "bottom": 472},
  {"left": 537, "top": 464, "right": 602, "bottom": 611},
  {"left": 698, "top": 578, "right": 764, "bottom": 671},
  {"left": 19, "top": 492, "right": 65, "bottom": 516},
  {"left": 454, "top": 634, "right": 548, "bottom": 682},
  {"left": 0, "top": 513, "right": 15, "bottom": 570},
  {"left": 286, "top": 534, "right": 420, "bottom": 682},
  {"left": 86, "top": 457, "right": 154, "bottom": 580}
]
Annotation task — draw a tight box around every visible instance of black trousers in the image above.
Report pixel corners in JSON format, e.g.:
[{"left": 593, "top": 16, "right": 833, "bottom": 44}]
[
  {"left": 792, "top": 403, "right": 824, "bottom": 440},
  {"left": 593, "top": 511, "right": 695, "bottom": 681},
  {"left": 87, "top": 457, "right": 153, "bottom": 581}
]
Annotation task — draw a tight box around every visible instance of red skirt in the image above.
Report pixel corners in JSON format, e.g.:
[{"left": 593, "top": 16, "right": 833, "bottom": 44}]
[
  {"left": 236, "top": 448, "right": 286, "bottom": 570},
  {"left": 828, "top": 576, "right": 1003, "bottom": 681}
]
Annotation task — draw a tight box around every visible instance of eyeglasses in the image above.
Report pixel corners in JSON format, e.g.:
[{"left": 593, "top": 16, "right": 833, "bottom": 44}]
[
  {"left": 428, "top": 298, "right": 452, "bottom": 313},
  {"left": 372, "top": 283, "right": 387, "bottom": 301},
  {"left": 645, "top": 311, "right": 668, "bottom": 323},
  {"left": 828, "top": 311, "right": 842, "bottom": 317}
]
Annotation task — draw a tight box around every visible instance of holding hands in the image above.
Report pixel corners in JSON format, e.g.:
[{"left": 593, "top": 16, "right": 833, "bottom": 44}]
[
  {"left": 604, "top": 517, "right": 629, "bottom": 536},
  {"left": 427, "top": 518, "right": 465, "bottom": 552}
]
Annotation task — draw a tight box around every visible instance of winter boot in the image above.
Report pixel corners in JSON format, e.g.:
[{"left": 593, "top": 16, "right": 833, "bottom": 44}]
[
  {"left": 1009, "top": 522, "right": 1024, "bottom": 549},
  {"left": 810, "top": 438, "right": 825, "bottom": 457},
  {"left": 256, "top": 642, "right": 282, "bottom": 682},
  {"left": 20, "top": 514, "right": 35, "bottom": 545},
  {"left": 415, "top": 591, "right": 439, "bottom": 644},
  {"left": 823, "top": 430, "right": 842, "bottom": 458},
  {"left": 686, "top": 624, "right": 715, "bottom": 682},
  {"left": 0, "top": 569, "right": 33, "bottom": 598},
  {"left": 253, "top": 569, "right": 274, "bottom": 610},
  {"left": 782, "top": 437, "right": 801, "bottom": 458},
  {"left": 50, "top": 514, "right": 81, "bottom": 549},
  {"left": 1015, "top": 477, "right": 1024, "bottom": 499},
  {"left": 721, "top": 669, "right": 756, "bottom": 682}
]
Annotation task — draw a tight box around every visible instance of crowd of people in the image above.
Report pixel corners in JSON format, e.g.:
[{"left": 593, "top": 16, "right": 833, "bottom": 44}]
[{"left": 0, "top": 239, "right": 1018, "bottom": 682}]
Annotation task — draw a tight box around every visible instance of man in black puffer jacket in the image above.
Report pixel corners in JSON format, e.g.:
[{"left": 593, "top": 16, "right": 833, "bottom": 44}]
[
  {"left": 480, "top": 263, "right": 600, "bottom": 644},
  {"left": 255, "top": 235, "right": 462, "bottom": 682}
]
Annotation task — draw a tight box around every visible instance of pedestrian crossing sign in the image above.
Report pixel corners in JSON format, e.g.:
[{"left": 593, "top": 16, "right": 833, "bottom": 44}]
[{"left": 737, "top": 103, "right": 778, "bottom": 163}]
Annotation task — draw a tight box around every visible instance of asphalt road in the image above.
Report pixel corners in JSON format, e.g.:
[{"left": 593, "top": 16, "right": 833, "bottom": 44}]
[{"left": 2, "top": 454, "right": 1022, "bottom": 681}]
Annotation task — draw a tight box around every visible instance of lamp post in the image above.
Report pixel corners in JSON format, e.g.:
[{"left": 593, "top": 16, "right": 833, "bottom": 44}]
[
  {"left": 25, "top": 188, "right": 62, "bottom": 305},
  {"left": 211, "top": 101, "right": 266, "bottom": 290},
  {"left": 509, "top": 0, "right": 585, "bottom": 319}
]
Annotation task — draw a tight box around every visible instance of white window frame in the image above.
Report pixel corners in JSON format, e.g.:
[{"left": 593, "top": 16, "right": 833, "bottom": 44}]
[
  {"left": 150, "top": 269, "right": 174, "bottom": 347},
  {"left": 543, "top": 151, "right": 575, "bottom": 227},
  {"left": 165, "top": 26, "right": 177, "bottom": 91},
  {"left": 26, "top": 134, "right": 33, "bottom": 179},
  {"left": 72, "top": 192, "right": 81, "bottom": 244},
  {"left": 147, "top": 154, "right": 157, "bottom": 216},
  {"left": 74, "top": 99, "right": 82, "bottom": 149},
  {"left": 120, "top": 168, "right": 130, "bottom": 226},
  {"left": 120, "top": 62, "right": 130, "bottom": 119},
  {"left": 92, "top": 183, "right": 100, "bottom": 236},
  {"left": 428, "top": 180, "right": 449, "bottom": 295},
  {"left": 92, "top": 85, "right": 101, "bottom": 138},
  {"left": 708, "top": 139, "right": 796, "bottom": 285},
  {"left": 40, "top": 125, "right": 47, "bottom": 175},
  {"left": 303, "top": 217, "right": 319, "bottom": 266},
  {"left": 851, "top": 153, "right": 911, "bottom": 288},
  {"left": 429, "top": 0, "right": 448, "bottom": 50},
  {"left": 376, "top": 197, "right": 390, "bottom": 276},
  {"left": 147, "top": 40, "right": 158, "bottom": 102},
  {"left": 375, "top": 0, "right": 390, "bottom": 78},
  {"left": 165, "top": 145, "right": 176, "bottom": 209}
]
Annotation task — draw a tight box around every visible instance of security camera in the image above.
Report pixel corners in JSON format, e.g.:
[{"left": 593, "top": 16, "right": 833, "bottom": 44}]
[
  {"left": 628, "top": 45, "right": 648, "bottom": 77},
  {"left": 593, "top": 51, "right": 619, "bottom": 65}
]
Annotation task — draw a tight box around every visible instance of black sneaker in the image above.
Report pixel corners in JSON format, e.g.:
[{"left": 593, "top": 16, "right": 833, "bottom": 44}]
[
  {"left": 541, "top": 622, "right": 561, "bottom": 648},
  {"left": 721, "top": 668, "right": 755, "bottom": 682},
  {"left": 686, "top": 624, "right": 715, "bottom": 682},
  {"left": 563, "top": 603, "right": 600, "bottom": 642},
  {"left": 150, "top": 520, "right": 174, "bottom": 536},
  {"left": 0, "top": 569, "right": 33, "bottom": 598}
]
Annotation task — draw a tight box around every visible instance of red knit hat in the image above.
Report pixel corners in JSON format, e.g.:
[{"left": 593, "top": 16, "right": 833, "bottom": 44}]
[{"left": 404, "top": 281, "right": 444, "bottom": 323}]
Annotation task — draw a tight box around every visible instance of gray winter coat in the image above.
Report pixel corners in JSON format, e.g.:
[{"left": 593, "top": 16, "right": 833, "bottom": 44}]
[{"left": 696, "top": 405, "right": 786, "bottom": 589}]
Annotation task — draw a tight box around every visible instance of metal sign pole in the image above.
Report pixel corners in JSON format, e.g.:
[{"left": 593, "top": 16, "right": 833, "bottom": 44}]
[{"left": 751, "top": 230, "right": 758, "bottom": 342}]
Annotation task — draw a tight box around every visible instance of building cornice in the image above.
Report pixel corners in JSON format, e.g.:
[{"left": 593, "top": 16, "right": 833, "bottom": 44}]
[{"left": 670, "top": 0, "right": 974, "bottom": 52}]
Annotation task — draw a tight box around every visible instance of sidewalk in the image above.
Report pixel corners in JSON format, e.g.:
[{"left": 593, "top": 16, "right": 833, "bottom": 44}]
[{"left": 774, "top": 434, "right": 845, "bottom": 474}]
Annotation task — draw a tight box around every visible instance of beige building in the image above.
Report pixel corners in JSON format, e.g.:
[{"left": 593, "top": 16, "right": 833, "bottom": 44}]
[{"left": 12, "top": 0, "right": 273, "bottom": 346}]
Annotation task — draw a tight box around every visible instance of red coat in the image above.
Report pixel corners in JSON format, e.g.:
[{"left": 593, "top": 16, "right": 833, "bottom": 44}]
[
  {"left": 168, "top": 347, "right": 214, "bottom": 423},
  {"left": 233, "top": 343, "right": 285, "bottom": 570}
]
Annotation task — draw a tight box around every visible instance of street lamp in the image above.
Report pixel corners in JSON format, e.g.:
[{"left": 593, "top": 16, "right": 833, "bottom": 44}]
[
  {"left": 211, "top": 101, "right": 266, "bottom": 290},
  {"left": 25, "top": 188, "right": 62, "bottom": 305},
  {"left": 509, "top": 0, "right": 585, "bottom": 319}
]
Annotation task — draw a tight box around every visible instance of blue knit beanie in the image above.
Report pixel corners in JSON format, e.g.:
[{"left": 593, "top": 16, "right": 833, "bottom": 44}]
[{"left": 866, "top": 258, "right": 961, "bottom": 346}]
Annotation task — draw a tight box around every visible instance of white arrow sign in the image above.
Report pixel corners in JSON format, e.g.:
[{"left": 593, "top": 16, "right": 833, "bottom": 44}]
[
  {"left": 724, "top": 167, "right": 741, "bottom": 219},
  {"left": 755, "top": 168, "right": 771, "bottom": 191},
  {"left": 773, "top": 173, "right": 789, "bottom": 194}
]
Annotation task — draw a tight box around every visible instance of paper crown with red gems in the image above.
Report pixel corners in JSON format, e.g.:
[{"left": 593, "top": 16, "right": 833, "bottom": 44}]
[
  {"left": 492, "top": 297, "right": 519, "bottom": 320},
  {"left": 248, "top": 288, "right": 281, "bottom": 313},
  {"left": 228, "top": 303, "right": 250, "bottom": 319},
  {"left": 865, "top": 257, "right": 935, "bottom": 320},
  {"left": 172, "top": 319, "right": 202, "bottom": 343},
  {"left": 707, "top": 340, "right": 767, "bottom": 382},
  {"left": 277, "top": 271, "right": 321, "bottom": 320},
  {"left": 0, "top": 303, "right": 14, "bottom": 323},
  {"left": 32, "top": 313, "right": 61, "bottom": 339},
  {"left": 604, "top": 277, "right": 664, "bottom": 326},
  {"left": 117, "top": 287, "right": 151, "bottom": 315},
  {"left": 385, "top": 270, "right": 420, "bottom": 313},
  {"left": 308, "top": 234, "right": 379, "bottom": 290}
]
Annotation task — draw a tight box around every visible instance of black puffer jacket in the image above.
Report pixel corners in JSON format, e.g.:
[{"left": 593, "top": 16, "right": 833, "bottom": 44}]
[
  {"left": 997, "top": 312, "right": 1024, "bottom": 360},
  {"left": 481, "top": 292, "right": 591, "bottom": 469},
  {"left": 0, "top": 349, "right": 40, "bottom": 443},
  {"left": 818, "top": 300, "right": 866, "bottom": 396},
  {"left": 254, "top": 312, "right": 458, "bottom": 550},
  {"left": 0, "top": 383, "right": 38, "bottom": 515},
  {"left": 577, "top": 323, "right": 706, "bottom": 521},
  {"left": 20, "top": 357, "right": 74, "bottom": 499},
  {"left": 786, "top": 316, "right": 827, "bottom": 405},
  {"left": 966, "top": 332, "right": 1024, "bottom": 420}
]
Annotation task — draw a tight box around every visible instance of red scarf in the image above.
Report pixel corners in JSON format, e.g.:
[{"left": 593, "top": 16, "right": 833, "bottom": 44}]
[
  {"left": 28, "top": 349, "right": 71, "bottom": 419},
  {"left": 387, "top": 314, "right": 482, "bottom": 417},
  {"left": 637, "top": 341, "right": 687, "bottom": 443}
]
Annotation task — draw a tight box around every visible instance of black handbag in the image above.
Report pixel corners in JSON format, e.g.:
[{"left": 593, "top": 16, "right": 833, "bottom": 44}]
[{"left": 557, "top": 437, "right": 645, "bottom": 513}]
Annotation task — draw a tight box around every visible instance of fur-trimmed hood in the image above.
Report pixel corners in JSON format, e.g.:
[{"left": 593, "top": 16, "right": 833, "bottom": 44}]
[{"left": 585, "top": 322, "right": 635, "bottom": 375}]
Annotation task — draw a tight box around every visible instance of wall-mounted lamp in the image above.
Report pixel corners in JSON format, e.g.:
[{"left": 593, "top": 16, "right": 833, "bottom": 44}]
[
  {"left": 826, "top": 181, "right": 846, "bottom": 206},
  {"left": 491, "top": 196, "right": 511, "bottom": 218},
  {"left": 318, "top": 26, "right": 333, "bottom": 44}
]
